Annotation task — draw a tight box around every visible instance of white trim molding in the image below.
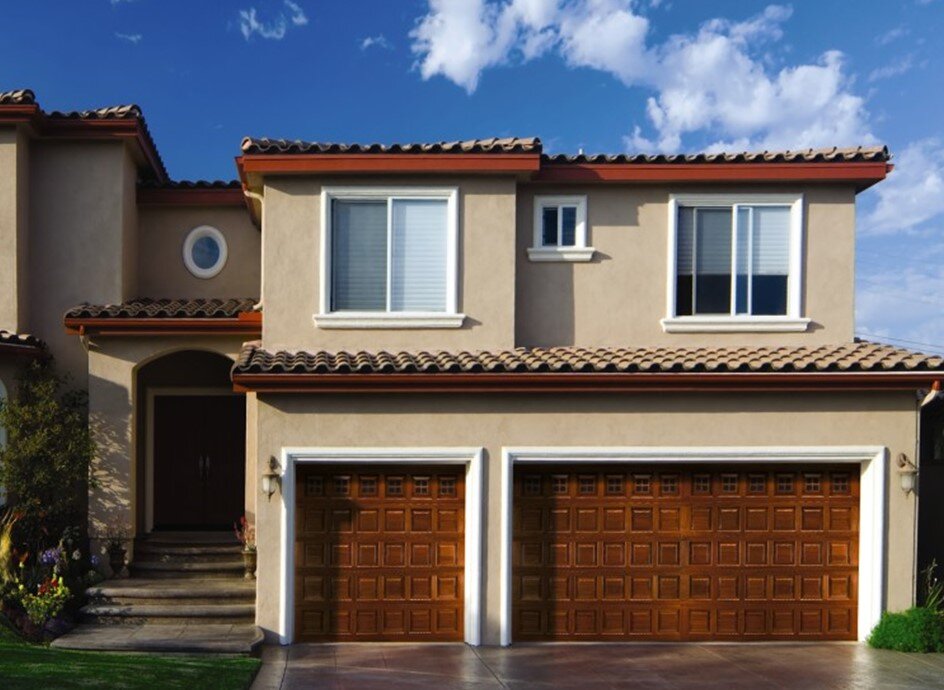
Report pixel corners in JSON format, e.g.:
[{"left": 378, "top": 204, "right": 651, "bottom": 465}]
[
  {"left": 530, "top": 195, "right": 593, "bottom": 262},
  {"left": 182, "top": 225, "right": 228, "bottom": 279},
  {"left": 278, "top": 447, "right": 485, "bottom": 646},
  {"left": 665, "top": 193, "right": 805, "bottom": 332},
  {"left": 317, "top": 186, "right": 463, "bottom": 329},
  {"left": 500, "top": 445, "right": 887, "bottom": 646}
]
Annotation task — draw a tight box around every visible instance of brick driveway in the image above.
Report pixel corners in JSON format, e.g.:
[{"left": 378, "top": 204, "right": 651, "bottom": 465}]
[{"left": 252, "top": 642, "right": 944, "bottom": 689}]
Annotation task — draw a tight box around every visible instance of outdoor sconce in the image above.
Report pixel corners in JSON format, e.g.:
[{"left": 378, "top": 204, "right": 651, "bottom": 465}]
[
  {"left": 262, "top": 456, "right": 282, "bottom": 499},
  {"left": 897, "top": 453, "right": 918, "bottom": 495}
]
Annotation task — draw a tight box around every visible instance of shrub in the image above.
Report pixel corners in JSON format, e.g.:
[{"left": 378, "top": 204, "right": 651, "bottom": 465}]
[
  {"left": 0, "top": 359, "right": 94, "bottom": 557},
  {"left": 868, "top": 607, "right": 944, "bottom": 653}
]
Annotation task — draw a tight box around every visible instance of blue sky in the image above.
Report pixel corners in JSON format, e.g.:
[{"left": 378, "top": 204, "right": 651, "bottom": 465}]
[{"left": 2, "top": 0, "right": 943, "bottom": 352}]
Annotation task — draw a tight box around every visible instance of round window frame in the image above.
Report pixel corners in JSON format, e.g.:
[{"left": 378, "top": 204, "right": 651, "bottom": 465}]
[{"left": 182, "top": 225, "right": 228, "bottom": 279}]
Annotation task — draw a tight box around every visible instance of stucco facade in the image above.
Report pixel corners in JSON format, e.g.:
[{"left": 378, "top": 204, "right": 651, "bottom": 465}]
[{"left": 0, "top": 90, "right": 934, "bottom": 648}]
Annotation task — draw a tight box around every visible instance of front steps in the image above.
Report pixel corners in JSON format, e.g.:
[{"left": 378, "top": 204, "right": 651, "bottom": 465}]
[{"left": 52, "top": 531, "right": 262, "bottom": 655}]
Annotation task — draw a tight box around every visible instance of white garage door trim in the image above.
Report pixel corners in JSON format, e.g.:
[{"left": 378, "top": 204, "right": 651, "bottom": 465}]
[
  {"left": 279, "top": 447, "right": 485, "bottom": 645},
  {"left": 500, "top": 446, "right": 887, "bottom": 646}
]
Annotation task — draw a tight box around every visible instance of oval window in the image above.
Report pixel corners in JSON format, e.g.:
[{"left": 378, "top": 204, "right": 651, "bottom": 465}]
[{"left": 183, "top": 226, "right": 227, "bottom": 279}]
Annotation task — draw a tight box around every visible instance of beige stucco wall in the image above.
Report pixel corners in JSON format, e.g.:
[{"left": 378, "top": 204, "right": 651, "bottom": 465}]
[
  {"left": 0, "top": 126, "right": 30, "bottom": 334},
  {"left": 251, "top": 391, "right": 918, "bottom": 644},
  {"left": 28, "top": 141, "right": 139, "bottom": 385},
  {"left": 86, "top": 337, "right": 247, "bottom": 555},
  {"left": 261, "top": 176, "right": 517, "bottom": 352},
  {"left": 137, "top": 206, "right": 260, "bottom": 298},
  {"left": 516, "top": 184, "right": 857, "bottom": 348}
]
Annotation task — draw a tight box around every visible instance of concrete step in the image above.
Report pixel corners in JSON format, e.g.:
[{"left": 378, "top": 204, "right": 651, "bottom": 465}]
[
  {"left": 135, "top": 543, "right": 243, "bottom": 557},
  {"left": 87, "top": 578, "right": 255, "bottom": 606},
  {"left": 51, "top": 623, "right": 264, "bottom": 655},
  {"left": 81, "top": 603, "right": 256, "bottom": 625},
  {"left": 130, "top": 560, "right": 244, "bottom": 579},
  {"left": 134, "top": 550, "right": 244, "bottom": 565},
  {"left": 140, "top": 531, "right": 241, "bottom": 546}
]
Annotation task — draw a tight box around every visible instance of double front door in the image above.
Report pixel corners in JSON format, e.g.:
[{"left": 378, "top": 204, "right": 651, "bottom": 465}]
[{"left": 153, "top": 395, "right": 246, "bottom": 530}]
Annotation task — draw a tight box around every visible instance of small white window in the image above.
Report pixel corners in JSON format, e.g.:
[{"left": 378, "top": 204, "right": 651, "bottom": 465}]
[
  {"left": 528, "top": 195, "right": 593, "bottom": 262},
  {"left": 183, "top": 225, "right": 227, "bottom": 279},
  {"left": 662, "top": 193, "right": 810, "bottom": 333},
  {"left": 315, "top": 187, "right": 463, "bottom": 329}
]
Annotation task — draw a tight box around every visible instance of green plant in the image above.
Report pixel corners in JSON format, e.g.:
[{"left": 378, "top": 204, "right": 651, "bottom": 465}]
[
  {"left": 923, "top": 559, "right": 944, "bottom": 613},
  {"left": 17, "top": 575, "right": 70, "bottom": 625},
  {"left": 0, "top": 359, "right": 95, "bottom": 559},
  {"left": 234, "top": 515, "right": 256, "bottom": 552},
  {"left": 868, "top": 607, "right": 944, "bottom": 652}
]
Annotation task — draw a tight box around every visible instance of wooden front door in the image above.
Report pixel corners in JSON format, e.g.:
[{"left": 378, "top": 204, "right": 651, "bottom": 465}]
[
  {"left": 295, "top": 466, "right": 465, "bottom": 641},
  {"left": 513, "top": 465, "right": 859, "bottom": 641},
  {"left": 153, "top": 395, "right": 246, "bottom": 530}
]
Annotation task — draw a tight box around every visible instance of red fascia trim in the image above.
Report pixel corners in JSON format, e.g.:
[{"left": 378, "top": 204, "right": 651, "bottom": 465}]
[
  {"left": 236, "top": 153, "right": 542, "bottom": 176},
  {"left": 231, "top": 371, "right": 933, "bottom": 394},
  {"left": 64, "top": 317, "right": 262, "bottom": 337},
  {"left": 533, "top": 161, "right": 890, "bottom": 186},
  {"left": 137, "top": 187, "right": 246, "bottom": 207}
]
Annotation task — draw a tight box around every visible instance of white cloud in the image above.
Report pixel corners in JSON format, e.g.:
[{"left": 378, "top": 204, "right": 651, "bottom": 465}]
[
  {"left": 875, "top": 25, "right": 907, "bottom": 45},
  {"left": 410, "top": 2, "right": 872, "bottom": 152},
  {"left": 239, "top": 1, "right": 307, "bottom": 41},
  {"left": 361, "top": 35, "right": 393, "bottom": 50},
  {"left": 860, "top": 139, "right": 944, "bottom": 236},
  {"left": 115, "top": 32, "right": 142, "bottom": 44},
  {"left": 868, "top": 54, "right": 914, "bottom": 82}
]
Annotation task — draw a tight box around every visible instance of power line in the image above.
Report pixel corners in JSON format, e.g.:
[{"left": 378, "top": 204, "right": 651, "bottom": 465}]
[{"left": 856, "top": 333, "right": 944, "bottom": 353}]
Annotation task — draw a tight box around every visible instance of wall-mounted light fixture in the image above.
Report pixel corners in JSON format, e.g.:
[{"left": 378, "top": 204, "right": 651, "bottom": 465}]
[
  {"left": 262, "top": 456, "right": 282, "bottom": 499},
  {"left": 897, "top": 453, "right": 918, "bottom": 495}
]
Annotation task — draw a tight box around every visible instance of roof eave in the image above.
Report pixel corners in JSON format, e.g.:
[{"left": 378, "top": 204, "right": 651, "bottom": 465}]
[
  {"left": 231, "top": 370, "right": 938, "bottom": 394},
  {"left": 64, "top": 313, "right": 262, "bottom": 337}
]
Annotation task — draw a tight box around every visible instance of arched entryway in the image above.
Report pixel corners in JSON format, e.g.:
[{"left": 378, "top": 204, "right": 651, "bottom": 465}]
[{"left": 137, "top": 350, "right": 245, "bottom": 532}]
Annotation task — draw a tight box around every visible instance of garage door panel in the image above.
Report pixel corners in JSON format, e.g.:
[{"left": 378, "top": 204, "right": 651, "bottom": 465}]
[
  {"left": 295, "top": 465, "right": 464, "bottom": 642},
  {"left": 513, "top": 465, "right": 859, "bottom": 641}
]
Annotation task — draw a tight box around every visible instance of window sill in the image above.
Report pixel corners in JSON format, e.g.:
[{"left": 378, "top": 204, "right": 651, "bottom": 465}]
[
  {"left": 314, "top": 312, "right": 466, "bottom": 329},
  {"left": 527, "top": 247, "right": 595, "bottom": 263},
  {"left": 661, "top": 316, "right": 811, "bottom": 333}
]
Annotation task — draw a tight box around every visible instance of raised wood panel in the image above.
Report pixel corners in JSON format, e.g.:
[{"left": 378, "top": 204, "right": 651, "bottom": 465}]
[
  {"left": 295, "top": 465, "right": 464, "bottom": 642},
  {"left": 513, "top": 465, "right": 858, "bottom": 641}
]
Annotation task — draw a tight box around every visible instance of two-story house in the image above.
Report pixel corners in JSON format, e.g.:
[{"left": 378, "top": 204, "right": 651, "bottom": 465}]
[{"left": 2, "top": 88, "right": 942, "bottom": 649}]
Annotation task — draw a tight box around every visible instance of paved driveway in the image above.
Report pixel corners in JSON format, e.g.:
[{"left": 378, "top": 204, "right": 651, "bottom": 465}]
[{"left": 253, "top": 642, "right": 944, "bottom": 689}]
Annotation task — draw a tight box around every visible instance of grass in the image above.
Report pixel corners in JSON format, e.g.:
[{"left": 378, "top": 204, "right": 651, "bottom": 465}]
[{"left": 0, "top": 623, "right": 261, "bottom": 690}]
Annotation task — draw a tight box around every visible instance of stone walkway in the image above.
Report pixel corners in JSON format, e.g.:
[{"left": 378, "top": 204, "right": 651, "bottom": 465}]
[
  {"left": 251, "top": 642, "right": 944, "bottom": 689},
  {"left": 51, "top": 623, "right": 264, "bottom": 654}
]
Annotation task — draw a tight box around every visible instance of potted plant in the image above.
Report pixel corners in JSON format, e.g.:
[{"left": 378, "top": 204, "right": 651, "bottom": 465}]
[
  {"left": 234, "top": 516, "right": 256, "bottom": 579},
  {"left": 104, "top": 533, "right": 127, "bottom": 578}
]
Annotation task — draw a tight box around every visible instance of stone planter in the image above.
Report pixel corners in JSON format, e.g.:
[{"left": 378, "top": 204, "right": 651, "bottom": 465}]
[
  {"left": 242, "top": 549, "right": 256, "bottom": 580},
  {"left": 108, "top": 546, "right": 126, "bottom": 578}
]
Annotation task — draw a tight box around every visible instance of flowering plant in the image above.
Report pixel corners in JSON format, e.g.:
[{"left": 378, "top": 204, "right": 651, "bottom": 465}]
[
  {"left": 19, "top": 575, "right": 71, "bottom": 624},
  {"left": 234, "top": 516, "right": 256, "bottom": 552}
]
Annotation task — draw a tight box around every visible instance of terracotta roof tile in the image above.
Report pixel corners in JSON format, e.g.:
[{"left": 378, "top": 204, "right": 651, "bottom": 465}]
[
  {"left": 542, "top": 145, "right": 890, "bottom": 165},
  {"left": 0, "top": 330, "right": 43, "bottom": 350},
  {"left": 240, "top": 136, "right": 542, "bottom": 155},
  {"left": 65, "top": 298, "right": 258, "bottom": 320},
  {"left": 233, "top": 340, "right": 943, "bottom": 377},
  {"left": 0, "top": 89, "right": 36, "bottom": 105}
]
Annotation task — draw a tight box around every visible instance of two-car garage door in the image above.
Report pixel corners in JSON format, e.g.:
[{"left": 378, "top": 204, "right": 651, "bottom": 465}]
[
  {"left": 513, "top": 465, "right": 859, "bottom": 641},
  {"left": 293, "top": 462, "right": 858, "bottom": 642}
]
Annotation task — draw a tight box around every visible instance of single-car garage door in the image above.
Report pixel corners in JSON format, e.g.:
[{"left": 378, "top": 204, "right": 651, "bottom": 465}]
[
  {"left": 513, "top": 465, "right": 858, "bottom": 641},
  {"left": 296, "top": 466, "right": 464, "bottom": 641}
]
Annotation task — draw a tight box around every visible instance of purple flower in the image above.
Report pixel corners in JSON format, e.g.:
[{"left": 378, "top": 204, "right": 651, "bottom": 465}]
[
  {"left": 90, "top": 554, "right": 101, "bottom": 567},
  {"left": 39, "top": 547, "right": 61, "bottom": 566}
]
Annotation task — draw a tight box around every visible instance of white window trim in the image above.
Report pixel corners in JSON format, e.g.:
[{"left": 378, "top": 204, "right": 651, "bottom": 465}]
[
  {"left": 315, "top": 187, "right": 465, "bottom": 329},
  {"left": 662, "top": 193, "right": 809, "bottom": 333},
  {"left": 499, "top": 446, "right": 886, "bottom": 646},
  {"left": 182, "top": 225, "right": 228, "bottom": 279},
  {"left": 278, "top": 447, "right": 484, "bottom": 646},
  {"left": 528, "top": 195, "right": 594, "bottom": 262}
]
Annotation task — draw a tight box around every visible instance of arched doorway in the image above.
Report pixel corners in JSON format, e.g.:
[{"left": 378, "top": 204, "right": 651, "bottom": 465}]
[{"left": 137, "top": 351, "right": 245, "bottom": 532}]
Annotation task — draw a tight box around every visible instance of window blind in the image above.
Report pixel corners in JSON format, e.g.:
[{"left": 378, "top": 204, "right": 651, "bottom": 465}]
[
  {"left": 390, "top": 199, "right": 448, "bottom": 312},
  {"left": 331, "top": 200, "right": 387, "bottom": 310}
]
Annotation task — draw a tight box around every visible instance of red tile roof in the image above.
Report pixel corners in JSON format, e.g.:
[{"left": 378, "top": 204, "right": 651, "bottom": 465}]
[
  {"left": 240, "top": 136, "right": 541, "bottom": 155},
  {"left": 65, "top": 298, "right": 257, "bottom": 320}
]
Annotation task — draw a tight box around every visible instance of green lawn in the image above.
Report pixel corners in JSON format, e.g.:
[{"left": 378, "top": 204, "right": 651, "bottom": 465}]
[{"left": 0, "top": 624, "right": 260, "bottom": 690}]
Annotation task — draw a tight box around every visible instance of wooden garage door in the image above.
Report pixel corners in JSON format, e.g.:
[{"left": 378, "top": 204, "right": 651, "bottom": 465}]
[
  {"left": 513, "top": 465, "right": 858, "bottom": 641},
  {"left": 296, "top": 466, "right": 464, "bottom": 641}
]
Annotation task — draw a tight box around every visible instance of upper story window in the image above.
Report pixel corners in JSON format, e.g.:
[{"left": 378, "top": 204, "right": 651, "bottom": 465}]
[
  {"left": 315, "top": 187, "right": 464, "bottom": 329},
  {"left": 183, "top": 225, "right": 228, "bottom": 279},
  {"left": 528, "top": 195, "right": 594, "bottom": 262},
  {"left": 662, "top": 194, "right": 810, "bottom": 333}
]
